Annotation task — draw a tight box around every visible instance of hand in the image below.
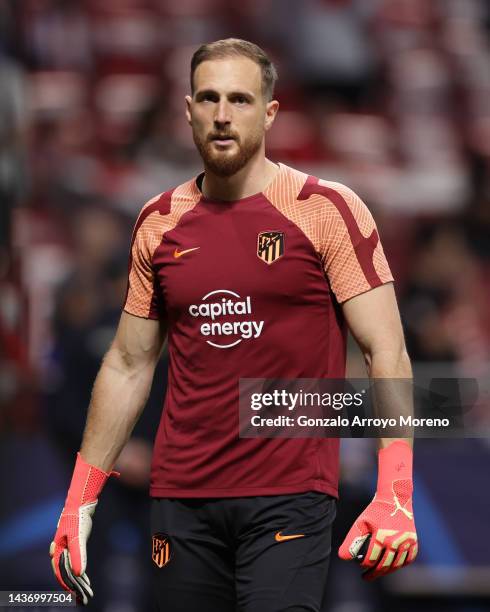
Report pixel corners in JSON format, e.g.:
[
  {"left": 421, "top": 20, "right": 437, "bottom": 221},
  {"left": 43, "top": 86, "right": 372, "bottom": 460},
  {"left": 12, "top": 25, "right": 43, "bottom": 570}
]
[
  {"left": 49, "top": 504, "right": 95, "bottom": 605},
  {"left": 50, "top": 453, "right": 117, "bottom": 604},
  {"left": 338, "top": 441, "right": 418, "bottom": 580}
]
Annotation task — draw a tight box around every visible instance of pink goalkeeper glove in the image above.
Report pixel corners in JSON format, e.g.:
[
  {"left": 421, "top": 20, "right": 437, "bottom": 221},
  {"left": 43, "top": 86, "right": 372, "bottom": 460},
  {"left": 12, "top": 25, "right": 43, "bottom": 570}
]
[
  {"left": 339, "top": 440, "right": 418, "bottom": 581},
  {"left": 49, "top": 453, "right": 119, "bottom": 605}
]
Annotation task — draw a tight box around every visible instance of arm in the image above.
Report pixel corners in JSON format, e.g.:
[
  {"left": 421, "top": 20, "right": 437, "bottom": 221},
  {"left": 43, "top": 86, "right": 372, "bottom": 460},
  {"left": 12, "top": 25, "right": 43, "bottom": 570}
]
[
  {"left": 50, "top": 312, "right": 166, "bottom": 604},
  {"left": 80, "top": 311, "right": 166, "bottom": 471},
  {"left": 338, "top": 283, "right": 418, "bottom": 580},
  {"left": 342, "top": 282, "right": 413, "bottom": 449}
]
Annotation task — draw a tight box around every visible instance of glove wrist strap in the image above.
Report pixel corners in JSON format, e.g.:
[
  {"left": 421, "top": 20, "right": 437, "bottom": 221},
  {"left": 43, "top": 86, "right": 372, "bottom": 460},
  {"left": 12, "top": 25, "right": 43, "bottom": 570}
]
[
  {"left": 376, "top": 440, "right": 413, "bottom": 498},
  {"left": 65, "top": 452, "right": 119, "bottom": 507}
]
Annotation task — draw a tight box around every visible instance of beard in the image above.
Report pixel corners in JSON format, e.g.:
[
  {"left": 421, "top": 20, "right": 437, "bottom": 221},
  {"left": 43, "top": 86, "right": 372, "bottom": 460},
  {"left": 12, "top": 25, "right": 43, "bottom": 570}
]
[{"left": 193, "top": 126, "right": 263, "bottom": 177}]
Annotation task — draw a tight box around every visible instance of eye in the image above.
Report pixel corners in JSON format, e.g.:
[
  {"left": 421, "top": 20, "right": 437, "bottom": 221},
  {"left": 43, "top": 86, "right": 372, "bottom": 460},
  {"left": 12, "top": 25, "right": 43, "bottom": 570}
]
[
  {"left": 197, "top": 92, "right": 218, "bottom": 103},
  {"left": 232, "top": 95, "right": 249, "bottom": 105}
]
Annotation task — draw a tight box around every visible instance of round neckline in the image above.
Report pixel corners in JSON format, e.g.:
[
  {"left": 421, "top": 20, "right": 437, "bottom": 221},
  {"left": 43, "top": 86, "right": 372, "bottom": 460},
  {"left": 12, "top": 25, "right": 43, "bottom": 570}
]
[{"left": 195, "top": 162, "right": 284, "bottom": 205}]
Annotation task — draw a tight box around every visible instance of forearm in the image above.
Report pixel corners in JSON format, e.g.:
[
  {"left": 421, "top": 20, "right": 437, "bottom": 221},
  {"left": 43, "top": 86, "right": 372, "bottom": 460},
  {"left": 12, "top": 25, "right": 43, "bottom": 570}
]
[
  {"left": 79, "top": 347, "right": 156, "bottom": 472},
  {"left": 366, "top": 347, "right": 413, "bottom": 449}
]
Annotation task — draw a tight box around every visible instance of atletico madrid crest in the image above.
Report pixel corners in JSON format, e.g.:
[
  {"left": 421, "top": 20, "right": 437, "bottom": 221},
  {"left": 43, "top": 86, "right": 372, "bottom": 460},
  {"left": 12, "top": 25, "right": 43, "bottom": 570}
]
[
  {"left": 152, "top": 533, "right": 172, "bottom": 568},
  {"left": 257, "top": 231, "right": 285, "bottom": 265}
]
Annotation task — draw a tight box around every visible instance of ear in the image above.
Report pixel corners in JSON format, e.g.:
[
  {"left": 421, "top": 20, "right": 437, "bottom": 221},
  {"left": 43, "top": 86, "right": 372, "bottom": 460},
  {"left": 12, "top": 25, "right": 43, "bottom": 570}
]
[
  {"left": 185, "top": 95, "right": 192, "bottom": 125},
  {"left": 264, "top": 99, "right": 279, "bottom": 132}
]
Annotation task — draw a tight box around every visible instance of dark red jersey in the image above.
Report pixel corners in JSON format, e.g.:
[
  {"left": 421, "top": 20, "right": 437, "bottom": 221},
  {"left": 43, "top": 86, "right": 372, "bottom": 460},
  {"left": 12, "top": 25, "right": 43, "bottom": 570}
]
[{"left": 124, "top": 163, "right": 393, "bottom": 498}]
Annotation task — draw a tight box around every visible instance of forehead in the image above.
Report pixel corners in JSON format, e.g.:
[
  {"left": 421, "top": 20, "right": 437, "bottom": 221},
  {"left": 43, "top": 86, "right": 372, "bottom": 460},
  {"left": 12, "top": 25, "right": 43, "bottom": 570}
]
[{"left": 193, "top": 57, "right": 262, "bottom": 95}]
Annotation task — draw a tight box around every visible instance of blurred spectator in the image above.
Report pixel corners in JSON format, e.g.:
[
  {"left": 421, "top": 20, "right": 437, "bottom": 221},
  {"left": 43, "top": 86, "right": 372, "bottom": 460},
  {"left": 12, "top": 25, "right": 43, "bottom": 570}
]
[
  {"left": 0, "top": 51, "right": 28, "bottom": 268},
  {"left": 267, "top": 0, "right": 379, "bottom": 108},
  {"left": 19, "top": 0, "right": 93, "bottom": 71},
  {"left": 400, "top": 222, "right": 490, "bottom": 376}
]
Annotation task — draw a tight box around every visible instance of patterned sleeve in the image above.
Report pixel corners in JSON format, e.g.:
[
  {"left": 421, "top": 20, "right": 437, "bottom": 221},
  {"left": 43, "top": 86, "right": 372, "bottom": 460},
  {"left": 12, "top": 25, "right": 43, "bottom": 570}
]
[
  {"left": 319, "top": 181, "right": 393, "bottom": 304},
  {"left": 123, "top": 198, "right": 165, "bottom": 320}
]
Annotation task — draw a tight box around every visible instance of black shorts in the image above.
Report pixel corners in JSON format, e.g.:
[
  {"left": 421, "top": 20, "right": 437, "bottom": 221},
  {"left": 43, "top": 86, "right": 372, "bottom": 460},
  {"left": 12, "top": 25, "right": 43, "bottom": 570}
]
[{"left": 150, "top": 492, "right": 336, "bottom": 612}]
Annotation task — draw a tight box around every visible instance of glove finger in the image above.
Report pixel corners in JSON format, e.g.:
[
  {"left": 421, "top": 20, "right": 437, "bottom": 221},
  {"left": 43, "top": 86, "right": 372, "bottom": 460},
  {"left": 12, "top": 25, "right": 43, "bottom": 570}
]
[
  {"left": 70, "top": 502, "right": 96, "bottom": 576},
  {"left": 72, "top": 574, "right": 93, "bottom": 602},
  {"left": 62, "top": 557, "right": 93, "bottom": 606},
  {"left": 49, "top": 542, "right": 72, "bottom": 593},
  {"left": 59, "top": 551, "right": 83, "bottom": 594},
  {"left": 66, "top": 558, "right": 93, "bottom": 600},
  {"left": 391, "top": 539, "right": 414, "bottom": 571},
  {"left": 60, "top": 550, "right": 92, "bottom": 605},
  {"left": 67, "top": 536, "right": 83, "bottom": 576},
  {"left": 362, "top": 547, "right": 396, "bottom": 581},
  {"left": 338, "top": 525, "right": 369, "bottom": 561},
  {"left": 408, "top": 541, "right": 418, "bottom": 563},
  {"left": 75, "top": 572, "right": 93, "bottom": 595},
  {"left": 389, "top": 538, "right": 418, "bottom": 569},
  {"left": 66, "top": 567, "right": 92, "bottom": 593},
  {"left": 58, "top": 552, "right": 82, "bottom": 602},
  {"left": 362, "top": 547, "right": 395, "bottom": 581},
  {"left": 379, "top": 550, "right": 410, "bottom": 577},
  {"left": 379, "top": 540, "right": 418, "bottom": 577},
  {"left": 359, "top": 534, "right": 383, "bottom": 570},
  {"left": 63, "top": 551, "right": 93, "bottom": 598}
]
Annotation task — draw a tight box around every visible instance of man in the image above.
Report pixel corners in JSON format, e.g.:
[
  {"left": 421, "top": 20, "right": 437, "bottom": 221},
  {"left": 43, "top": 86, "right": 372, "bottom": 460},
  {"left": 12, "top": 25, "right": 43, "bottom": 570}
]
[{"left": 50, "top": 38, "right": 417, "bottom": 611}]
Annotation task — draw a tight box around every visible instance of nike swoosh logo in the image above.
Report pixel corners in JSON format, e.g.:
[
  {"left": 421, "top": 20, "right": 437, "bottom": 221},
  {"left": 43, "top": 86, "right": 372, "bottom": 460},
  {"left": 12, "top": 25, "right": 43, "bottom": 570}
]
[
  {"left": 174, "top": 247, "right": 200, "bottom": 258},
  {"left": 275, "top": 531, "right": 305, "bottom": 542}
]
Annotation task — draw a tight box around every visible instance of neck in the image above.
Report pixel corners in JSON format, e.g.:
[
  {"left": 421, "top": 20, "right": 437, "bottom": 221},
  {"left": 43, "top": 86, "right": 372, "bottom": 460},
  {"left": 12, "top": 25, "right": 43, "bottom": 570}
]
[{"left": 201, "top": 152, "right": 279, "bottom": 201}]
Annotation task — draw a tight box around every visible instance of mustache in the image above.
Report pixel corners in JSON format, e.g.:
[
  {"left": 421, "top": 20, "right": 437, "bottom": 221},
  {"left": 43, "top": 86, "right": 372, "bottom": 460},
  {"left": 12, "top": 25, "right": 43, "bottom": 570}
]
[{"left": 207, "top": 132, "right": 239, "bottom": 141}]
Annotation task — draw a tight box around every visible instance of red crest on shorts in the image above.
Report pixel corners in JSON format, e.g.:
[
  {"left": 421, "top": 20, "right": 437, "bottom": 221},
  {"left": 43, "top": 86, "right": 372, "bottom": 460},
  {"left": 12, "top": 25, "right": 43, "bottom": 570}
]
[{"left": 152, "top": 533, "right": 172, "bottom": 568}]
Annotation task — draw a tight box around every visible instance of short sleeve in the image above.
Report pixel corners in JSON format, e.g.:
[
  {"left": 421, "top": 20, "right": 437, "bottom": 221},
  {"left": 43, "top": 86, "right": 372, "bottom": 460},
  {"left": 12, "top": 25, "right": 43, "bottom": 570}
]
[
  {"left": 320, "top": 181, "right": 393, "bottom": 304},
  {"left": 123, "top": 205, "right": 165, "bottom": 320}
]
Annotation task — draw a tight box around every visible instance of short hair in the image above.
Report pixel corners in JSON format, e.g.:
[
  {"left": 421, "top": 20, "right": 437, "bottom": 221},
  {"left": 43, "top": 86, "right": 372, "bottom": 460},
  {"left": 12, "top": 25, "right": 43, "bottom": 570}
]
[{"left": 190, "top": 38, "right": 278, "bottom": 101}]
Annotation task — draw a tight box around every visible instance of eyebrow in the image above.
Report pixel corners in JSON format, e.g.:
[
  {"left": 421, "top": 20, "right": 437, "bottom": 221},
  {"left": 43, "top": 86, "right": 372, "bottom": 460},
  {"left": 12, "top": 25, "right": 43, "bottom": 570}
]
[{"left": 194, "top": 89, "right": 256, "bottom": 101}]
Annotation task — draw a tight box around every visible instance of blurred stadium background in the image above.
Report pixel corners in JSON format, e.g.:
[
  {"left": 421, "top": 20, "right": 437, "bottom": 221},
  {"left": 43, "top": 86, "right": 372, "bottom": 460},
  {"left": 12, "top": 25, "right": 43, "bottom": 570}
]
[{"left": 0, "top": 1, "right": 489, "bottom": 611}]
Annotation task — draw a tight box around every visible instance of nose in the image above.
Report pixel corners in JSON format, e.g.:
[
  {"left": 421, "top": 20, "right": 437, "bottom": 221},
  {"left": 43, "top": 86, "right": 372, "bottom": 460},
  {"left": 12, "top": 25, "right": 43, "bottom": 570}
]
[{"left": 214, "top": 99, "right": 231, "bottom": 127}]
